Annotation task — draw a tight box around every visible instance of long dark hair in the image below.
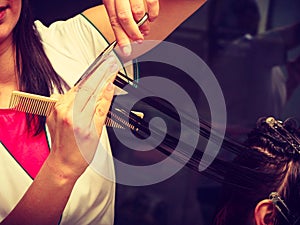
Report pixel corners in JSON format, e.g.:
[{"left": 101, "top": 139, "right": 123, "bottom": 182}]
[
  {"left": 213, "top": 117, "right": 300, "bottom": 225},
  {"left": 114, "top": 82, "right": 300, "bottom": 224},
  {"left": 113, "top": 77, "right": 300, "bottom": 224},
  {"left": 13, "top": 0, "right": 68, "bottom": 134}
]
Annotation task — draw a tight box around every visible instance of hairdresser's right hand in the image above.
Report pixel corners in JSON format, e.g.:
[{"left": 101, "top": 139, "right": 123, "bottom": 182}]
[
  {"left": 46, "top": 57, "right": 117, "bottom": 179},
  {"left": 103, "top": 0, "right": 159, "bottom": 56}
]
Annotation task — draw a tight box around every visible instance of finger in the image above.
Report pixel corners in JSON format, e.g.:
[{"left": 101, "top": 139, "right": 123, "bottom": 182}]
[
  {"left": 103, "top": 0, "right": 131, "bottom": 56},
  {"left": 48, "top": 92, "right": 73, "bottom": 117},
  {"left": 46, "top": 92, "right": 75, "bottom": 136},
  {"left": 74, "top": 56, "right": 119, "bottom": 120},
  {"left": 94, "top": 82, "right": 116, "bottom": 135},
  {"left": 75, "top": 56, "right": 117, "bottom": 95},
  {"left": 131, "top": 2, "right": 150, "bottom": 36},
  {"left": 115, "top": 0, "right": 144, "bottom": 41},
  {"left": 46, "top": 93, "right": 62, "bottom": 124},
  {"left": 129, "top": 0, "right": 149, "bottom": 35},
  {"left": 145, "top": 0, "right": 159, "bottom": 22}
]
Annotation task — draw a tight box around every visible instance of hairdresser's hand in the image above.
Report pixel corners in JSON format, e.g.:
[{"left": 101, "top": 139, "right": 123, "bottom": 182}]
[
  {"left": 46, "top": 57, "right": 117, "bottom": 178},
  {"left": 103, "top": 0, "right": 159, "bottom": 56}
]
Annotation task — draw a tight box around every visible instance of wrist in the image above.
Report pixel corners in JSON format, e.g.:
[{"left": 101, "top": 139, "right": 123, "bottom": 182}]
[{"left": 43, "top": 153, "right": 86, "bottom": 185}]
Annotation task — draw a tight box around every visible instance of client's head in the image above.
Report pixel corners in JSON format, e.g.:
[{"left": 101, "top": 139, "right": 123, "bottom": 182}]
[{"left": 214, "top": 117, "right": 300, "bottom": 225}]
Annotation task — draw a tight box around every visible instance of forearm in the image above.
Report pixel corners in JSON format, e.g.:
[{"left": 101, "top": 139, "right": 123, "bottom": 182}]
[
  {"left": 83, "top": 0, "right": 206, "bottom": 62},
  {"left": 1, "top": 153, "right": 80, "bottom": 225},
  {"left": 279, "top": 22, "right": 300, "bottom": 50},
  {"left": 126, "top": 0, "right": 207, "bottom": 58},
  {"left": 83, "top": 0, "right": 206, "bottom": 43},
  {"left": 145, "top": 0, "right": 206, "bottom": 41}
]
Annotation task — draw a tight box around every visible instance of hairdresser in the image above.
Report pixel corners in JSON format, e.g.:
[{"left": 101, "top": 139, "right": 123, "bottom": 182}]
[{"left": 0, "top": 0, "right": 205, "bottom": 224}]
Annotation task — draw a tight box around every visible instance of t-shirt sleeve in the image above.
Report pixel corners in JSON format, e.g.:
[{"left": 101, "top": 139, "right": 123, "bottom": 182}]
[{"left": 34, "top": 14, "right": 133, "bottom": 88}]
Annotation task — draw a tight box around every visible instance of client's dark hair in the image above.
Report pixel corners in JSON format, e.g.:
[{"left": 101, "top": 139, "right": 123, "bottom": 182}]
[
  {"left": 214, "top": 117, "right": 300, "bottom": 225},
  {"left": 117, "top": 83, "right": 300, "bottom": 224}
]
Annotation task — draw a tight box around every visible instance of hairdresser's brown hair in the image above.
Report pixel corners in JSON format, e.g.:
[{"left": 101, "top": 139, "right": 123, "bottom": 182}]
[{"left": 13, "top": 0, "right": 68, "bottom": 134}]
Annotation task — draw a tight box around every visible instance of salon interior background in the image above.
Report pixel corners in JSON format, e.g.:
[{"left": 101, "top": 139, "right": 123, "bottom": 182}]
[{"left": 29, "top": 0, "right": 300, "bottom": 225}]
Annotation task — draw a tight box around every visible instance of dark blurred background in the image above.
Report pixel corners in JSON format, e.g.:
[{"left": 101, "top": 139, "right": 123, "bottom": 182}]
[{"left": 29, "top": 1, "right": 300, "bottom": 224}]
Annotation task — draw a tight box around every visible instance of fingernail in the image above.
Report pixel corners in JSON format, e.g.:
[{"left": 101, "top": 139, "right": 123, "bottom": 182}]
[
  {"left": 142, "top": 30, "right": 150, "bottom": 36},
  {"left": 122, "top": 45, "right": 132, "bottom": 56},
  {"left": 106, "top": 82, "right": 114, "bottom": 91},
  {"left": 136, "top": 39, "right": 143, "bottom": 44},
  {"left": 110, "top": 63, "right": 119, "bottom": 73},
  {"left": 133, "top": 40, "right": 143, "bottom": 45}
]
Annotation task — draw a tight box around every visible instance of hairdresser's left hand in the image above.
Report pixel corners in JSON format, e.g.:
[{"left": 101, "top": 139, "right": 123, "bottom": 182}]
[
  {"left": 103, "top": 0, "right": 159, "bottom": 56},
  {"left": 46, "top": 56, "right": 118, "bottom": 177}
]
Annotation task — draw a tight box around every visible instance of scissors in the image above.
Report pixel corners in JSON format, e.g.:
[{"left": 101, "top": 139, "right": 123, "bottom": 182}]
[{"left": 74, "top": 13, "right": 149, "bottom": 86}]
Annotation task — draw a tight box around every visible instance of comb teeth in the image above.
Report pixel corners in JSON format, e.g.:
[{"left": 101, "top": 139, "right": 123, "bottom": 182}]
[
  {"left": 9, "top": 91, "right": 144, "bottom": 129},
  {"left": 105, "top": 116, "right": 125, "bottom": 129},
  {"left": 9, "top": 91, "right": 57, "bottom": 116}
]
